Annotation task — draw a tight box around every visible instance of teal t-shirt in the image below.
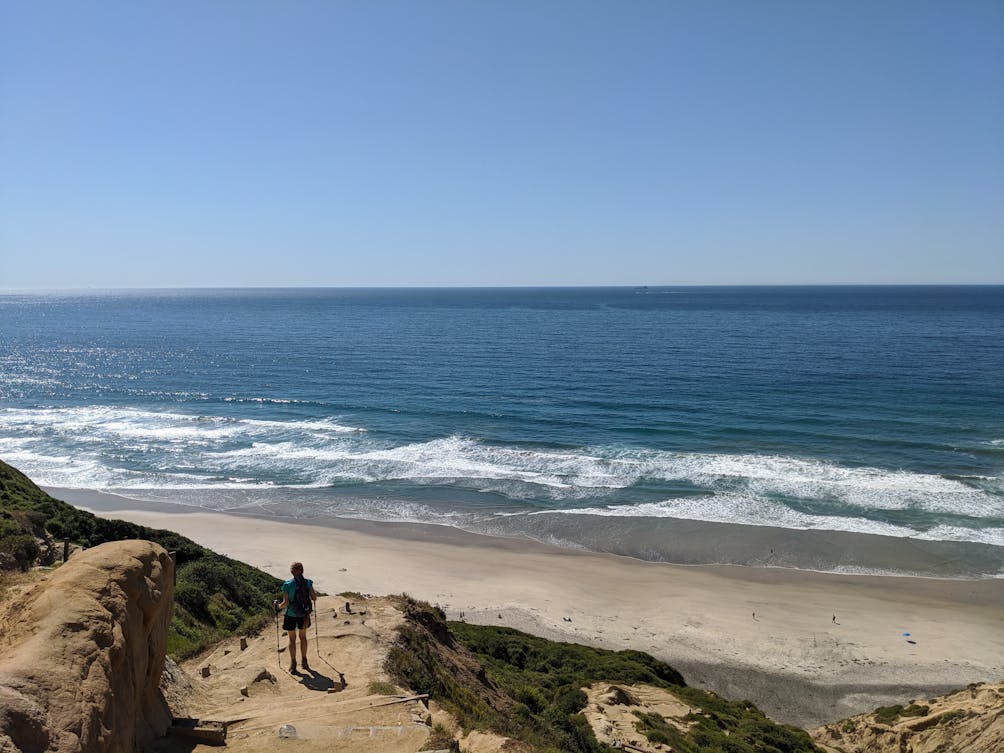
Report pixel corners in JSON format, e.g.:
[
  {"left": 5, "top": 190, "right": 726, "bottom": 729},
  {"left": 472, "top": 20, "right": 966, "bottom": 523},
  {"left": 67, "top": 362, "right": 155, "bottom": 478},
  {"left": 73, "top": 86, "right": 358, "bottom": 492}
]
[{"left": 282, "top": 576, "right": 313, "bottom": 617}]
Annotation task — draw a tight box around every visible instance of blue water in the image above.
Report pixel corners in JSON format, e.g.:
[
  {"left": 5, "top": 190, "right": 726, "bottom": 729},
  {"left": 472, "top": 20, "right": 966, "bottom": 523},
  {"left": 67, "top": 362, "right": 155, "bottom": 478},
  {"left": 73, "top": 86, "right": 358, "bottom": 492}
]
[{"left": 2, "top": 287, "right": 1002, "bottom": 572}]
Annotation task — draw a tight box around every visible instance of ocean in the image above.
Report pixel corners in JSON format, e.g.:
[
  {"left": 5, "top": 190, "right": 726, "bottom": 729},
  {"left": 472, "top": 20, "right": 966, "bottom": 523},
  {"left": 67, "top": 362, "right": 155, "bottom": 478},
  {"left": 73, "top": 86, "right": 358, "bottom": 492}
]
[{"left": 2, "top": 287, "right": 1002, "bottom": 576}]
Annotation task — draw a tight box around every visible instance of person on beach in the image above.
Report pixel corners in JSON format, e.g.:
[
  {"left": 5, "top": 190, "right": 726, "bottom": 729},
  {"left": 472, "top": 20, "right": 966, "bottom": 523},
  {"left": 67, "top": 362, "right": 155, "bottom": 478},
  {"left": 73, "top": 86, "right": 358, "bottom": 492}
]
[{"left": 275, "top": 561, "right": 317, "bottom": 673}]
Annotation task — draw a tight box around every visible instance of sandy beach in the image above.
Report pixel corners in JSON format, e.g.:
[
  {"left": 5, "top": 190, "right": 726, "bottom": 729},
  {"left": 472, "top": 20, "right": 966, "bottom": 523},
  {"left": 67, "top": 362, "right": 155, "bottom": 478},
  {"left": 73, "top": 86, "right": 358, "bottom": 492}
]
[{"left": 54, "top": 487, "right": 1004, "bottom": 729}]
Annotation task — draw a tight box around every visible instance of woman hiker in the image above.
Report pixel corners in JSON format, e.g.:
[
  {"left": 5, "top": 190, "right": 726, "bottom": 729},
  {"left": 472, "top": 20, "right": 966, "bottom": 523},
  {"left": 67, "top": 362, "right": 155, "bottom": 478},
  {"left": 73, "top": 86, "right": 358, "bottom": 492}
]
[{"left": 275, "top": 561, "right": 317, "bottom": 673}]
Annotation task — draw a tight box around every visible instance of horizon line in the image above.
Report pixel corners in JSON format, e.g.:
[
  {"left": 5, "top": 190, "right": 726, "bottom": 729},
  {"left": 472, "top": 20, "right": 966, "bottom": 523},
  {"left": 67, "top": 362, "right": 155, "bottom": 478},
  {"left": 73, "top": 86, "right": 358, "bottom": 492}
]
[{"left": 4, "top": 282, "right": 1004, "bottom": 294}]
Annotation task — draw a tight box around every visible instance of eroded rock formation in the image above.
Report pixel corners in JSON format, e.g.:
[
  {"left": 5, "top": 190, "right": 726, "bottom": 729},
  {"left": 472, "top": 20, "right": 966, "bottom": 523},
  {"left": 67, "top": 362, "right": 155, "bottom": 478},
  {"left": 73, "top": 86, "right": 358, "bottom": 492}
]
[
  {"left": 812, "top": 682, "right": 1004, "bottom": 753},
  {"left": 0, "top": 540, "right": 174, "bottom": 753}
]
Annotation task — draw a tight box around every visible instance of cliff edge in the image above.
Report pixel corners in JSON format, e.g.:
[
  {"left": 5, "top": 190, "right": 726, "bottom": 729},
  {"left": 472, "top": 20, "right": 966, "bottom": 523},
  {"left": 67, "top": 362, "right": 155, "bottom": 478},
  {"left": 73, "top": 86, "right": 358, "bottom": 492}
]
[{"left": 0, "top": 540, "right": 175, "bottom": 753}]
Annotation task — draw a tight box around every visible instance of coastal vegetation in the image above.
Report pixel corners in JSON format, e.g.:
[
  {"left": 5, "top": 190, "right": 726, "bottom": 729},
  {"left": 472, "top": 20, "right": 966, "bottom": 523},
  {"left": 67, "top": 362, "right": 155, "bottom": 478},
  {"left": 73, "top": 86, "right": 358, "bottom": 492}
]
[
  {"left": 872, "top": 703, "right": 930, "bottom": 725},
  {"left": 0, "top": 459, "right": 280, "bottom": 659},
  {"left": 388, "top": 597, "right": 822, "bottom": 753}
]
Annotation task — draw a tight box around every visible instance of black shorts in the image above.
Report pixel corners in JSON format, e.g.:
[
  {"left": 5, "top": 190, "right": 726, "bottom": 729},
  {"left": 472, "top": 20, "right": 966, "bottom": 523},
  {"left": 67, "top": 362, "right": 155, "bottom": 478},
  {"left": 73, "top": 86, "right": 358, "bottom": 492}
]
[{"left": 282, "top": 613, "right": 311, "bottom": 631}]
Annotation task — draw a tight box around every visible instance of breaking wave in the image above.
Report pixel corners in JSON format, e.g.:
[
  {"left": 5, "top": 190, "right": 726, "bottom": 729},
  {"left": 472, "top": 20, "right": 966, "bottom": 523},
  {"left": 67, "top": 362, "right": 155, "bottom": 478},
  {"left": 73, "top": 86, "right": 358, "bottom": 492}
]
[{"left": 1, "top": 405, "right": 1001, "bottom": 546}]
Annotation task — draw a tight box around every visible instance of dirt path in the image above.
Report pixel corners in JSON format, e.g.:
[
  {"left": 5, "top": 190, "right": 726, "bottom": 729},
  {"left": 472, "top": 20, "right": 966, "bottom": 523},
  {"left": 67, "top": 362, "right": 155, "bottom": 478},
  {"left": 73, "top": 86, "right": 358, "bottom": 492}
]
[{"left": 154, "top": 595, "right": 448, "bottom": 753}]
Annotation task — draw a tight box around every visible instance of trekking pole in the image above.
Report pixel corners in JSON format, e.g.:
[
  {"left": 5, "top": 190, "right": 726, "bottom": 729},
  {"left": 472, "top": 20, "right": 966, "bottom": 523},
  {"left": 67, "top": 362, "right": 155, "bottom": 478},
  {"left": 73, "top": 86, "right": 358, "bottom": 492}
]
[
  {"left": 314, "top": 598, "right": 320, "bottom": 660},
  {"left": 272, "top": 599, "right": 281, "bottom": 670}
]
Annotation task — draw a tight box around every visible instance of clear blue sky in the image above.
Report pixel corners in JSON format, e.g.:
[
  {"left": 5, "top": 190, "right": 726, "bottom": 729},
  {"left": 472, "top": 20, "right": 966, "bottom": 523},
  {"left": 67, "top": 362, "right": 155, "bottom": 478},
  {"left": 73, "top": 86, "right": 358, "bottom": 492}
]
[{"left": 2, "top": 1, "right": 1002, "bottom": 287}]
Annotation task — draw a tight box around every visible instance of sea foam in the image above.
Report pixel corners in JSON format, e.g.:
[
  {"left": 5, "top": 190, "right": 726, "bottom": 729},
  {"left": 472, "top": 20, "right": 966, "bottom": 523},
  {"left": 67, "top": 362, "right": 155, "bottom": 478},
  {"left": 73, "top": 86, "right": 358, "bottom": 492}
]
[{"left": 3, "top": 404, "right": 1001, "bottom": 547}]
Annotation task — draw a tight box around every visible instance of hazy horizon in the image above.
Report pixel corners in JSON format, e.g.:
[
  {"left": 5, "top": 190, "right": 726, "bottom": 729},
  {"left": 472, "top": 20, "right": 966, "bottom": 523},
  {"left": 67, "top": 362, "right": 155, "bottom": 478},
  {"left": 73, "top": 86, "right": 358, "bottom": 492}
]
[{"left": 5, "top": 282, "right": 1004, "bottom": 295}]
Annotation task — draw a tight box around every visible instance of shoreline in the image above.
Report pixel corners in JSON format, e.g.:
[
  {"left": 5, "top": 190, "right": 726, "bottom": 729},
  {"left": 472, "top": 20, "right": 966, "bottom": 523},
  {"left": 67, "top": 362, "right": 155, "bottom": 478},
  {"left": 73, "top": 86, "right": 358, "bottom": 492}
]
[
  {"left": 50, "top": 486, "right": 1004, "bottom": 728},
  {"left": 48, "top": 486, "right": 1004, "bottom": 580}
]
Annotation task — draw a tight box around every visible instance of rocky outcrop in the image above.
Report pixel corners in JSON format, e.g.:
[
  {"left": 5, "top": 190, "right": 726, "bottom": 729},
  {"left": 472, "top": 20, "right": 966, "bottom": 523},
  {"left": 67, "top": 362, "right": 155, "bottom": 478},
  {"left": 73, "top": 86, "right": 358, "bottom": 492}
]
[
  {"left": 0, "top": 540, "right": 175, "bottom": 753},
  {"left": 812, "top": 682, "right": 1004, "bottom": 753}
]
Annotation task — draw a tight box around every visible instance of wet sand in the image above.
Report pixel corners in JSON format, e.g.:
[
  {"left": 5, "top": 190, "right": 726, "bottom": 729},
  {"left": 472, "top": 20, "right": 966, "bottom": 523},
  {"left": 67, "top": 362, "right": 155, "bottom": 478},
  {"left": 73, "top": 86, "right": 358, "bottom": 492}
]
[{"left": 52, "top": 487, "right": 1004, "bottom": 728}]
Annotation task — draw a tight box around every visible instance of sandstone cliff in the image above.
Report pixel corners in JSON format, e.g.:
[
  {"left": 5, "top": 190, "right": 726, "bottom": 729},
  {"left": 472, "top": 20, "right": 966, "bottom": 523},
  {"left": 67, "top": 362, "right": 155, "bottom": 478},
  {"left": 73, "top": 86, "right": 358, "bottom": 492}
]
[
  {"left": 0, "top": 541, "right": 175, "bottom": 753},
  {"left": 811, "top": 682, "right": 1004, "bottom": 753}
]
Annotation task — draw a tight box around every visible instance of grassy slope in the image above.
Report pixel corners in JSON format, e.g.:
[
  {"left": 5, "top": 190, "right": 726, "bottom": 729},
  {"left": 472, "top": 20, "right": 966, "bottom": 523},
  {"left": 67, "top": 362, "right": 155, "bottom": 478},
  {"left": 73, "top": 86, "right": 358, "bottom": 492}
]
[
  {"left": 388, "top": 597, "right": 823, "bottom": 753},
  {"left": 0, "top": 459, "right": 280, "bottom": 659}
]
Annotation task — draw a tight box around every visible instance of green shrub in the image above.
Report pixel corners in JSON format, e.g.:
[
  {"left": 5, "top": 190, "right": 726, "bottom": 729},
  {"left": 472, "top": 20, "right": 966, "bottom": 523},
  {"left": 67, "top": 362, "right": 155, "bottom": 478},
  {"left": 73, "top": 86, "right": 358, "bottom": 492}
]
[
  {"left": 516, "top": 685, "right": 548, "bottom": 714},
  {"left": 206, "top": 592, "right": 242, "bottom": 632},
  {"left": 937, "top": 709, "right": 967, "bottom": 725},
  {"left": 0, "top": 534, "right": 39, "bottom": 571},
  {"left": 552, "top": 686, "right": 587, "bottom": 715},
  {"left": 633, "top": 711, "right": 694, "bottom": 750},
  {"left": 873, "top": 703, "right": 927, "bottom": 724}
]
